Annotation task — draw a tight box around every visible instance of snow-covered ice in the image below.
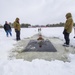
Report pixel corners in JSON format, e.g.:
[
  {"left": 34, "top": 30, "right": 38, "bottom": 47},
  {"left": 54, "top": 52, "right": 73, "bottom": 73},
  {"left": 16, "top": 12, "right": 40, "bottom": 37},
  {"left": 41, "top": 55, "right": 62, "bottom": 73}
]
[{"left": 0, "top": 27, "right": 75, "bottom": 75}]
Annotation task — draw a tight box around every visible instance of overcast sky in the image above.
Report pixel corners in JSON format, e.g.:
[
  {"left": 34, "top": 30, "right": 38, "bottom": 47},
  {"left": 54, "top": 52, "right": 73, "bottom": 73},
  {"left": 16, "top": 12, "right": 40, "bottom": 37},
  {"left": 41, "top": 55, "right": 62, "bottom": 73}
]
[{"left": 0, "top": 0, "right": 75, "bottom": 25}]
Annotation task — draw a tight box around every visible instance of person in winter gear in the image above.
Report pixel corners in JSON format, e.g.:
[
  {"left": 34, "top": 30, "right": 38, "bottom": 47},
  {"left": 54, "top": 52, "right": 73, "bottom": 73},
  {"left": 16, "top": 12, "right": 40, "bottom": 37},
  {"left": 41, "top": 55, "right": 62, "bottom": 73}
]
[
  {"left": 13, "top": 18, "right": 21, "bottom": 41},
  {"left": 4, "top": 21, "right": 12, "bottom": 37},
  {"left": 74, "top": 27, "right": 75, "bottom": 38},
  {"left": 63, "top": 12, "right": 73, "bottom": 47}
]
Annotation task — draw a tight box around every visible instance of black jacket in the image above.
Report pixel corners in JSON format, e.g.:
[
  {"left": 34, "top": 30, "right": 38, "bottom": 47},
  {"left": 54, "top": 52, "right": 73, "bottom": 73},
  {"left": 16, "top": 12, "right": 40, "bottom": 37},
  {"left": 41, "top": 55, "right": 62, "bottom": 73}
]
[{"left": 4, "top": 24, "right": 11, "bottom": 31}]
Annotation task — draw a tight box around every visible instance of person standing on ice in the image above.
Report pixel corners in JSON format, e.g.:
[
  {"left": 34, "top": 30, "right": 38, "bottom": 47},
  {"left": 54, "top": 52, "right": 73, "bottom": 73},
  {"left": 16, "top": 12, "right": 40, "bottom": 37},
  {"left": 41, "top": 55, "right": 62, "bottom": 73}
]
[
  {"left": 13, "top": 18, "right": 21, "bottom": 41},
  {"left": 38, "top": 27, "right": 41, "bottom": 35},
  {"left": 4, "top": 21, "right": 12, "bottom": 37},
  {"left": 63, "top": 12, "right": 73, "bottom": 47},
  {"left": 73, "top": 27, "right": 75, "bottom": 38}
]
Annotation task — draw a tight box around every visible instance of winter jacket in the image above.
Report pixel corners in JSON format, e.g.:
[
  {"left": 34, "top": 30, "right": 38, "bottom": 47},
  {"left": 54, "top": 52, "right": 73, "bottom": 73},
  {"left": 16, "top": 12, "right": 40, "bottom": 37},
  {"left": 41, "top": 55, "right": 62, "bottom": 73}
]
[
  {"left": 13, "top": 18, "right": 20, "bottom": 31},
  {"left": 64, "top": 13, "right": 73, "bottom": 33},
  {"left": 4, "top": 24, "right": 11, "bottom": 31}
]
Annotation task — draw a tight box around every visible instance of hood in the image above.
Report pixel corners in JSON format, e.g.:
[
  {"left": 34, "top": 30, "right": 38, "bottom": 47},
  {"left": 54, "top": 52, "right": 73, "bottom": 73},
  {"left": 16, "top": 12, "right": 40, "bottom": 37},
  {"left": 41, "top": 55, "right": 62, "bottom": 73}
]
[
  {"left": 15, "top": 18, "right": 19, "bottom": 21},
  {"left": 66, "top": 13, "right": 72, "bottom": 19}
]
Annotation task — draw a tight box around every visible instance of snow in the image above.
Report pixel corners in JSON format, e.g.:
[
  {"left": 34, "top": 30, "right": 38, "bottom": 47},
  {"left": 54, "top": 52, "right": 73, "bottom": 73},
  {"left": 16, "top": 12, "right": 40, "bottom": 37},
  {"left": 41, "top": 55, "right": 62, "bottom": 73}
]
[{"left": 0, "top": 27, "right": 75, "bottom": 75}]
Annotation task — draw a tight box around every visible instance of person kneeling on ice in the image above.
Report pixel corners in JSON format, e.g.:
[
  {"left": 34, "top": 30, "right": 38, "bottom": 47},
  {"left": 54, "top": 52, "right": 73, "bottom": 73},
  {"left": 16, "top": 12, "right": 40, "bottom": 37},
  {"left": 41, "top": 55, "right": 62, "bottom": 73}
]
[
  {"left": 37, "top": 34, "right": 44, "bottom": 47},
  {"left": 63, "top": 12, "right": 74, "bottom": 47}
]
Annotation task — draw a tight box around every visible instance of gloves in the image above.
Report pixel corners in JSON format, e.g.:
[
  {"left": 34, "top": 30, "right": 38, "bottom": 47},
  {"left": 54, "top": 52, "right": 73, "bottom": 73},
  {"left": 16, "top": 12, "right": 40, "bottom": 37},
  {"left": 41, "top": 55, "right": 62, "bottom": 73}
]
[
  {"left": 15, "top": 29, "right": 17, "bottom": 32},
  {"left": 63, "top": 29, "right": 67, "bottom": 34}
]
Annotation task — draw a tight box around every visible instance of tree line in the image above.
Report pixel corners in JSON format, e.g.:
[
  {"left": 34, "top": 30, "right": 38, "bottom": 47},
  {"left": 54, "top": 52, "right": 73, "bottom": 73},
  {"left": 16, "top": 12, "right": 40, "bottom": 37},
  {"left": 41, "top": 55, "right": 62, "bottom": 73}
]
[{"left": 0, "top": 22, "right": 75, "bottom": 28}]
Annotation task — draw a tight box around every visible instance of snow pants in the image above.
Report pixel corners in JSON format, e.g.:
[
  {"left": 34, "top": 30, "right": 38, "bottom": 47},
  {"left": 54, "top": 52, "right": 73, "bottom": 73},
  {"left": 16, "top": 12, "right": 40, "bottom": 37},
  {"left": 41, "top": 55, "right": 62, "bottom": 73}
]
[
  {"left": 15, "top": 30, "right": 20, "bottom": 41},
  {"left": 64, "top": 32, "right": 70, "bottom": 45},
  {"left": 6, "top": 30, "right": 12, "bottom": 37}
]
